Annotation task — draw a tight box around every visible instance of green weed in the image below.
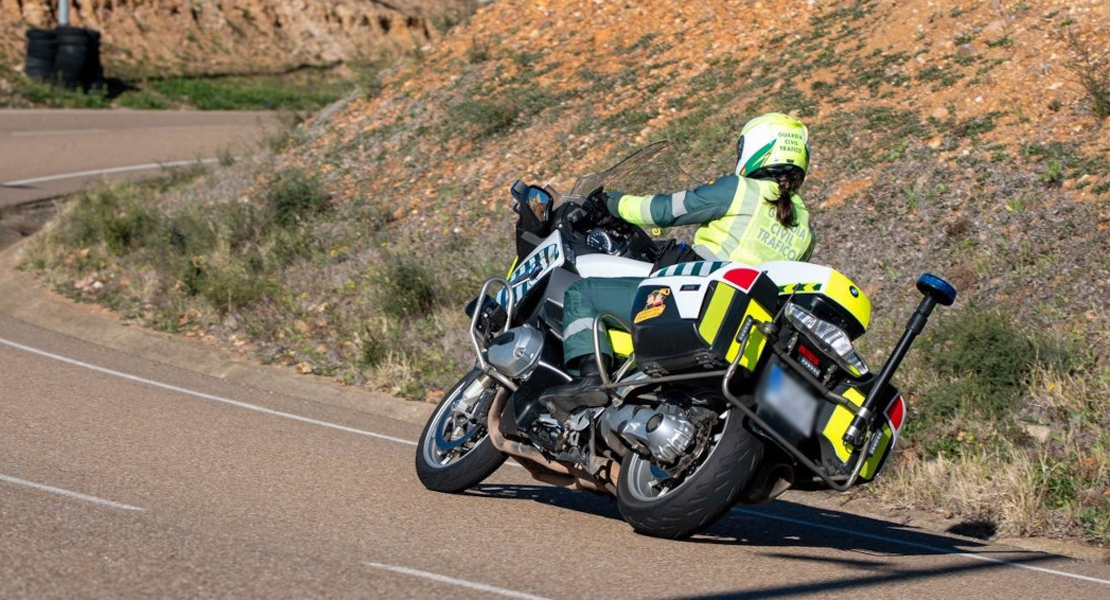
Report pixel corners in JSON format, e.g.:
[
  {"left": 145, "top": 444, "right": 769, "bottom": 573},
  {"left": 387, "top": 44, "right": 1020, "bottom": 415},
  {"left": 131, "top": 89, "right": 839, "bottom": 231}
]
[
  {"left": 1061, "top": 29, "right": 1110, "bottom": 119},
  {"left": 265, "top": 169, "right": 330, "bottom": 228},
  {"left": 466, "top": 37, "right": 494, "bottom": 64},
  {"left": 958, "top": 112, "right": 1001, "bottom": 138},
  {"left": 377, "top": 254, "right": 438, "bottom": 319},
  {"left": 1042, "top": 160, "right": 1065, "bottom": 187},
  {"left": 196, "top": 257, "right": 275, "bottom": 313},
  {"left": 123, "top": 71, "right": 348, "bottom": 111},
  {"left": 359, "top": 330, "right": 390, "bottom": 368},
  {"left": 917, "top": 65, "right": 963, "bottom": 89},
  {"left": 910, "top": 307, "right": 1075, "bottom": 443},
  {"left": 1, "top": 70, "right": 112, "bottom": 109},
  {"left": 451, "top": 97, "right": 520, "bottom": 137},
  {"left": 1078, "top": 499, "right": 1110, "bottom": 543},
  {"left": 601, "top": 109, "right": 654, "bottom": 134}
]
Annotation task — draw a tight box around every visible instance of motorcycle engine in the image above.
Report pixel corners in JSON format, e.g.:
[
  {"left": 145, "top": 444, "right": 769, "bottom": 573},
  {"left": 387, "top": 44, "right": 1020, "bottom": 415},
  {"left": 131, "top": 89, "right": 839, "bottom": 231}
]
[
  {"left": 600, "top": 402, "right": 714, "bottom": 467},
  {"left": 486, "top": 326, "right": 544, "bottom": 379}
]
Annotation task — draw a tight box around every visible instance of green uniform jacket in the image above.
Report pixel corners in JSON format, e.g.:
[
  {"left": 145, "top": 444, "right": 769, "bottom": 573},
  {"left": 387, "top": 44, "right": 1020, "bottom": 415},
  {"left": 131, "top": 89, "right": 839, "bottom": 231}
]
[{"left": 605, "top": 175, "right": 816, "bottom": 265}]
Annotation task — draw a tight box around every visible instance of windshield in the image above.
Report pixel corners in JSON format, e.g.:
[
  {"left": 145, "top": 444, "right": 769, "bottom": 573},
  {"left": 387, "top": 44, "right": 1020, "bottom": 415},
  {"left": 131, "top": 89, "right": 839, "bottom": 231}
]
[{"left": 561, "top": 142, "right": 703, "bottom": 204}]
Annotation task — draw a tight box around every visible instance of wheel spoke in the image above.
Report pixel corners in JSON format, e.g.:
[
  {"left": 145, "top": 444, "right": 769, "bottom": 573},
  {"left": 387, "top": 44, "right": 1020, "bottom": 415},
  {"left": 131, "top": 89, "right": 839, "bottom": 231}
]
[{"left": 421, "top": 370, "right": 496, "bottom": 470}]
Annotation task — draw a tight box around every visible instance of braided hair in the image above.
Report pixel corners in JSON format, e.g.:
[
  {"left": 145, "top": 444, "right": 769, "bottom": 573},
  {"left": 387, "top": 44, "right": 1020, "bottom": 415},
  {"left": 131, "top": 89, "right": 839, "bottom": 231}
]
[{"left": 771, "top": 167, "right": 806, "bottom": 227}]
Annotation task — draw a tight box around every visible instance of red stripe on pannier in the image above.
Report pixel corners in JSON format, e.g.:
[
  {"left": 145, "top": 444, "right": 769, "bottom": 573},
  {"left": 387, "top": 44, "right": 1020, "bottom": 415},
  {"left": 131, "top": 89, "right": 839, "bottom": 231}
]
[
  {"left": 886, "top": 396, "right": 905, "bottom": 432},
  {"left": 723, "top": 268, "right": 760, "bottom": 292}
]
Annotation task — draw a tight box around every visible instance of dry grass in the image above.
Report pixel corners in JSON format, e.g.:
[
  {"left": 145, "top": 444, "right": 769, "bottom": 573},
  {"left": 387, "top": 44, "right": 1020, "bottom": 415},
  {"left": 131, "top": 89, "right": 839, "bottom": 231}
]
[
  {"left": 878, "top": 443, "right": 1051, "bottom": 535},
  {"left": 876, "top": 345, "right": 1110, "bottom": 544},
  {"left": 20, "top": 0, "right": 1110, "bottom": 546}
]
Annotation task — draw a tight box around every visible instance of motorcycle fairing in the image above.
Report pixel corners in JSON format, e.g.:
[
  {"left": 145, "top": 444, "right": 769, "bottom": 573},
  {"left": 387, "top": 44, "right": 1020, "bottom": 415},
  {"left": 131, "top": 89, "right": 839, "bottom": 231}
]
[
  {"left": 496, "top": 229, "right": 636, "bottom": 358},
  {"left": 497, "top": 231, "right": 565, "bottom": 308},
  {"left": 760, "top": 261, "right": 872, "bottom": 338},
  {"left": 575, "top": 254, "right": 654, "bottom": 279}
]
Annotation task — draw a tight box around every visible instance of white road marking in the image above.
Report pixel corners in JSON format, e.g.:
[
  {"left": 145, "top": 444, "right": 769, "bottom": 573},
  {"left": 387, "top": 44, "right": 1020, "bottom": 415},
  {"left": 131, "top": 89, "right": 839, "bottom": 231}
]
[
  {"left": 9, "top": 124, "right": 244, "bottom": 137},
  {"left": 364, "top": 562, "right": 550, "bottom": 600},
  {"left": 3, "top": 336, "right": 1106, "bottom": 585},
  {"left": 0, "top": 473, "right": 143, "bottom": 511},
  {"left": 0, "top": 335, "right": 417, "bottom": 447},
  {"left": 732, "top": 508, "right": 1110, "bottom": 587},
  {"left": 1, "top": 158, "right": 219, "bottom": 187},
  {"left": 9, "top": 128, "right": 108, "bottom": 137}
]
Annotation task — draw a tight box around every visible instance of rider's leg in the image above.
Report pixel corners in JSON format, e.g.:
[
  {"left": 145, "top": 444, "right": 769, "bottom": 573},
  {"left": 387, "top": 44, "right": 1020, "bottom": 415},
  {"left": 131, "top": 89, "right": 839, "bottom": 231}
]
[
  {"left": 561, "top": 277, "right": 641, "bottom": 371},
  {"left": 541, "top": 277, "right": 641, "bottom": 417}
]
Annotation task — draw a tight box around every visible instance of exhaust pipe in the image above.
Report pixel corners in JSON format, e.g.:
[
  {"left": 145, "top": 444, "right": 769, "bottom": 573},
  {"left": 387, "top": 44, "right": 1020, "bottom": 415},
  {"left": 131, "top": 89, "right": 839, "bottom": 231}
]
[{"left": 485, "top": 389, "right": 612, "bottom": 493}]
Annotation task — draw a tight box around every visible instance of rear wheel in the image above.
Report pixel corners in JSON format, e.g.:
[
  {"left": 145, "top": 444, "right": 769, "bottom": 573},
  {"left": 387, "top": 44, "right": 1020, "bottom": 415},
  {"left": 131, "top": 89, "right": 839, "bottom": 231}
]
[
  {"left": 617, "top": 400, "right": 763, "bottom": 539},
  {"left": 415, "top": 369, "right": 507, "bottom": 493}
]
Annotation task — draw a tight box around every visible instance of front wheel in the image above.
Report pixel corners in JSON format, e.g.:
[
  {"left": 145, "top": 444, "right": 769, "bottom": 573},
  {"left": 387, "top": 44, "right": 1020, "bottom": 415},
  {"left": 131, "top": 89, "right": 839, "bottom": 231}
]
[
  {"left": 617, "top": 404, "right": 763, "bottom": 539},
  {"left": 415, "top": 369, "right": 507, "bottom": 493}
]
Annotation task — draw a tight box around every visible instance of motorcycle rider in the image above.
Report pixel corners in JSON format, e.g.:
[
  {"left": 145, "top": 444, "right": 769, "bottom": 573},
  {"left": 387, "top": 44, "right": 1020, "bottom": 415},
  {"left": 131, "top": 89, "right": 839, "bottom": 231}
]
[{"left": 540, "top": 112, "right": 816, "bottom": 417}]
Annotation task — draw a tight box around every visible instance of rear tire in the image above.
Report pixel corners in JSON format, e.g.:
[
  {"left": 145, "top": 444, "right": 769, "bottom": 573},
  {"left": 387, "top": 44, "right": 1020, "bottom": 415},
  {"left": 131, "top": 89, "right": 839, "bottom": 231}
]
[
  {"left": 617, "top": 405, "right": 763, "bottom": 539},
  {"left": 415, "top": 369, "right": 507, "bottom": 493}
]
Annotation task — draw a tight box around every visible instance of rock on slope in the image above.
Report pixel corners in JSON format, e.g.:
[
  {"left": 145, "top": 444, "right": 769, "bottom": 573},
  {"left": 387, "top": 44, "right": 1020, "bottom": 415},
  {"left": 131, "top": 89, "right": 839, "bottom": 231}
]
[{"left": 0, "top": 0, "right": 475, "bottom": 75}]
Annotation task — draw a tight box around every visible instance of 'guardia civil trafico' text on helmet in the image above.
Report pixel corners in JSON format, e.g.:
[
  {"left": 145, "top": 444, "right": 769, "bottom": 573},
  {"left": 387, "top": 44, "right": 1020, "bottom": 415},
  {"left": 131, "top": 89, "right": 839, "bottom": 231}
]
[{"left": 735, "top": 113, "right": 810, "bottom": 184}]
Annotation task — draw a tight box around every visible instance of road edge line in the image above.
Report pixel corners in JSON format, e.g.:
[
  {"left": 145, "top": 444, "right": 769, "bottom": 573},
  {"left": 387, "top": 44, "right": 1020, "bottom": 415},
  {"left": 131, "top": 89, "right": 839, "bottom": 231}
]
[
  {"left": 0, "top": 473, "right": 144, "bottom": 511},
  {"left": 732, "top": 508, "right": 1110, "bottom": 587},
  {"left": 2, "top": 158, "right": 219, "bottom": 187},
  {"left": 363, "top": 562, "right": 550, "bottom": 600},
  {"left": 0, "top": 335, "right": 417, "bottom": 447}
]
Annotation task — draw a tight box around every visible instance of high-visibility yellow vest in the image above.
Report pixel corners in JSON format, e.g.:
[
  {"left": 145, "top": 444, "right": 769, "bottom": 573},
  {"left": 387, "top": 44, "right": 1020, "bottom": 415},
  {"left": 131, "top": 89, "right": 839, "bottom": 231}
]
[{"left": 607, "top": 175, "right": 815, "bottom": 265}]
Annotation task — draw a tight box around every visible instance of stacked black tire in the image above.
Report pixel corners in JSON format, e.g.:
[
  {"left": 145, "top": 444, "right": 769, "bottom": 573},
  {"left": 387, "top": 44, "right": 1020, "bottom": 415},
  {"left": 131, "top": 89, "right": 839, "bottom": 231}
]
[
  {"left": 24, "top": 27, "right": 103, "bottom": 91},
  {"left": 24, "top": 29, "right": 57, "bottom": 82}
]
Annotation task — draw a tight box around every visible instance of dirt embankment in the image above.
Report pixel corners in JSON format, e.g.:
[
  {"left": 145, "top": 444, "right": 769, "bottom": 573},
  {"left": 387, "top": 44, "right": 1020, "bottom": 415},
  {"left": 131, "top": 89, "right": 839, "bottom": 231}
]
[
  {"left": 19, "top": 0, "right": 1110, "bottom": 546},
  {"left": 0, "top": 0, "right": 475, "bottom": 76}
]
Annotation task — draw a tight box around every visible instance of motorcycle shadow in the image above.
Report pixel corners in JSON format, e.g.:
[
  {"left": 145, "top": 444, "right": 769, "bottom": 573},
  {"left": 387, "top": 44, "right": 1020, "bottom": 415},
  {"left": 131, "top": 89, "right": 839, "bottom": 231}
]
[
  {"left": 468, "top": 483, "right": 623, "bottom": 521},
  {"left": 467, "top": 483, "right": 1012, "bottom": 557}
]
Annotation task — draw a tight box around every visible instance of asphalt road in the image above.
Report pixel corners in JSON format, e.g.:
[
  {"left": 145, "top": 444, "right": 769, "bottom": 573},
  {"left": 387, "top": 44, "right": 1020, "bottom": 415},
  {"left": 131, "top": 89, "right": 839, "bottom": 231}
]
[
  {"left": 2, "top": 311, "right": 1110, "bottom": 598},
  {"left": 0, "top": 109, "right": 278, "bottom": 208},
  {"left": 1, "top": 107, "right": 1109, "bottom": 597}
]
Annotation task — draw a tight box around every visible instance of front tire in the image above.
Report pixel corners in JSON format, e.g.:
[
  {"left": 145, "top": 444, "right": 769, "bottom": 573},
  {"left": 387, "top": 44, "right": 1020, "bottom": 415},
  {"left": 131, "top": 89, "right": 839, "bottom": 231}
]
[
  {"left": 416, "top": 369, "right": 507, "bottom": 493},
  {"left": 617, "top": 405, "right": 763, "bottom": 539}
]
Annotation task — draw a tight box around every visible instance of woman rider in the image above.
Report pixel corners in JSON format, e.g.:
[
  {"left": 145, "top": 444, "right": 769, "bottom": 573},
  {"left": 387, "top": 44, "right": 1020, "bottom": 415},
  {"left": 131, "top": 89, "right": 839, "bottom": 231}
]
[{"left": 540, "top": 112, "right": 816, "bottom": 418}]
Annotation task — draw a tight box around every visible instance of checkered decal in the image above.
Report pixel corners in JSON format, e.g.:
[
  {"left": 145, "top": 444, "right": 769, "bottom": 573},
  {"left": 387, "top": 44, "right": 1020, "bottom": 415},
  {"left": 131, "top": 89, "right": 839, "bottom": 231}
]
[
  {"left": 650, "top": 261, "right": 729, "bottom": 279},
  {"left": 496, "top": 244, "right": 561, "bottom": 308}
]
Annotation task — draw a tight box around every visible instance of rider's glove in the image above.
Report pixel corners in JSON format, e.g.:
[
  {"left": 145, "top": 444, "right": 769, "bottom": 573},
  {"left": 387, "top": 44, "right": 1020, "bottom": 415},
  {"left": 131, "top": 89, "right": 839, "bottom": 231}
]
[{"left": 583, "top": 188, "right": 609, "bottom": 221}]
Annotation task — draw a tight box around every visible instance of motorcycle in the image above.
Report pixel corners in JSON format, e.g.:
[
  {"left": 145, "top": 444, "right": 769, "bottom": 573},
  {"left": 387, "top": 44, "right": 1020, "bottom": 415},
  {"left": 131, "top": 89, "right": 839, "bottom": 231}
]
[{"left": 414, "top": 143, "right": 957, "bottom": 539}]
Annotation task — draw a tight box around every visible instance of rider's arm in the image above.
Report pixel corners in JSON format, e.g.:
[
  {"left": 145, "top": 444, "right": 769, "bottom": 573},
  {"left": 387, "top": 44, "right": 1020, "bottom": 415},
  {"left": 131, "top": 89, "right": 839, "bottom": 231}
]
[{"left": 604, "top": 176, "right": 743, "bottom": 228}]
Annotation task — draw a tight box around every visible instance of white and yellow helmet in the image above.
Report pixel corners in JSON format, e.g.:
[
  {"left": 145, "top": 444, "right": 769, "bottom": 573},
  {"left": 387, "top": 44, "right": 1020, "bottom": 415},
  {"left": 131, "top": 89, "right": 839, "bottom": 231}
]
[{"left": 735, "top": 113, "right": 810, "bottom": 183}]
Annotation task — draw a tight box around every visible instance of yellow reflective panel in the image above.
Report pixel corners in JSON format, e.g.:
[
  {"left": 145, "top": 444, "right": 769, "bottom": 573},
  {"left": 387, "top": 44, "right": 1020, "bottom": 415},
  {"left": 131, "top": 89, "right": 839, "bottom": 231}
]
[
  {"left": 697, "top": 284, "right": 736, "bottom": 344},
  {"left": 725, "top": 301, "right": 773, "bottom": 371},
  {"left": 825, "top": 269, "right": 872, "bottom": 331},
  {"left": 506, "top": 257, "right": 519, "bottom": 279},
  {"left": 610, "top": 330, "right": 634, "bottom": 358},
  {"left": 617, "top": 194, "right": 656, "bottom": 225},
  {"left": 860, "top": 424, "right": 894, "bottom": 480},
  {"left": 823, "top": 387, "right": 865, "bottom": 463}
]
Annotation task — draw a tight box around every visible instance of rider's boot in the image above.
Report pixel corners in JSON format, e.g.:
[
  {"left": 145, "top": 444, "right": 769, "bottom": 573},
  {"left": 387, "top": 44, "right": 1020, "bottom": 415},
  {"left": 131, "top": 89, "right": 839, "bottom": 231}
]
[{"left": 540, "top": 357, "right": 610, "bottom": 420}]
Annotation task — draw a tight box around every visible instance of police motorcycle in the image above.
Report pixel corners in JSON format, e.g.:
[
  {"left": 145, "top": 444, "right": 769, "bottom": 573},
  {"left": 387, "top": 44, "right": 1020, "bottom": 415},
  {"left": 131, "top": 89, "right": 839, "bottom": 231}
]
[{"left": 415, "top": 143, "right": 957, "bottom": 539}]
